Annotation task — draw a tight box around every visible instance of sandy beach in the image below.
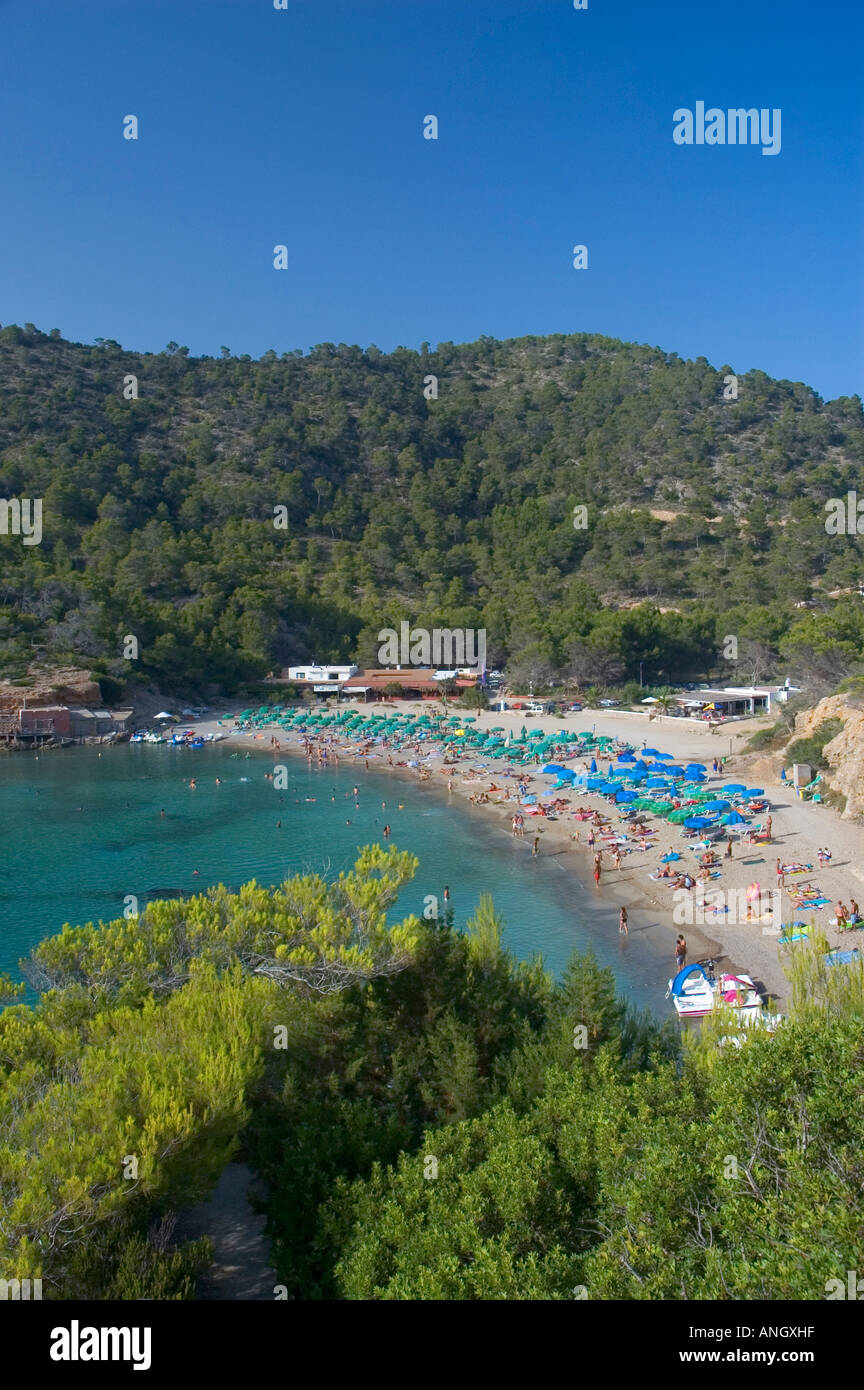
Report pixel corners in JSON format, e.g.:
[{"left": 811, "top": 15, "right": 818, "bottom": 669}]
[{"left": 176, "top": 701, "right": 864, "bottom": 1010}]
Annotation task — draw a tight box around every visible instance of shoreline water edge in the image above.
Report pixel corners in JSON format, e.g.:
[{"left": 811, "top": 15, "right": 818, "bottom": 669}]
[
  {"left": 16, "top": 700, "right": 864, "bottom": 1015},
  {"left": 166, "top": 698, "right": 864, "bottom": 1012}
]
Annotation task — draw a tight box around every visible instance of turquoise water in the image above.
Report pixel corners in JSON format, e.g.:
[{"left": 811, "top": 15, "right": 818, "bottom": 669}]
[{"left": 0, "top": 745, "right": 670, "bottom": 1012}]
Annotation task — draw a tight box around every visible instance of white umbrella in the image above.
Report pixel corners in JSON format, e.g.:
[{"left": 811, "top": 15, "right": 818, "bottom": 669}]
[
  {"left": 154, "top": 711, "right": 175, "bottom": 720},
  {"left": 641, "top": 697, "right": 659, "bottom": 704}
]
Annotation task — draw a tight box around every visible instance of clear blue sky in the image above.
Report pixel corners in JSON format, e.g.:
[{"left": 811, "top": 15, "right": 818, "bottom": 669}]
[{"left": 1, "top": 0, "right": 861, "bottom": 399}]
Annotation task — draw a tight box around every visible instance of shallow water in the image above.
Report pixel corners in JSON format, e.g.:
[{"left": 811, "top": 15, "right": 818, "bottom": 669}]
[{"left": 1, "top": 744, "right": 671, "bottom": 1012}]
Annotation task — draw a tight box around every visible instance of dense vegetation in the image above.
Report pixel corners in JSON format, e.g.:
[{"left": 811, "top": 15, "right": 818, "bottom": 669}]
[
  {"left": 2, "top": 849, "right": 862, "bottom": 1301},
  {"left": 2, "top": 323, "right": 864, "bottom": 695}
]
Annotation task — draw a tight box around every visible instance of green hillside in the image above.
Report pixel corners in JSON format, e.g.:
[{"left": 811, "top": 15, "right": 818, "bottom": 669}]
[{"left": 1, "top": 322, "right": 863, "bottom": 694}]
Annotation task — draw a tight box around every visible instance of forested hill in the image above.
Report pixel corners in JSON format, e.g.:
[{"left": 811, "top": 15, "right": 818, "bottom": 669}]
[{"left": 1, "top": 322, "right": 863, "bottom": 694}]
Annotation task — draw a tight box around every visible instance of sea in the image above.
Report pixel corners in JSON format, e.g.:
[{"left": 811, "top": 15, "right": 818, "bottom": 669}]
[{"left": 1, "top": 744, "right": 672, "bottom": 1012}]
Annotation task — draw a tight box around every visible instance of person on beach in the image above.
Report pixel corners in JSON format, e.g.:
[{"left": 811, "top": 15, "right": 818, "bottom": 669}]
[
  {"left": 619, "top": 906, "right": 628, "bottom": 935},
  {"left": 766, "top": 814, "right": 772, "bottom": 837},
  {"left": 725, "top": 838, "right": 733, "bottom": 859},
  {"left": 587, "top": 828, "right": 595, "bottom": 849},
  {"left": 675, "top": 935, "right": 687, "bottom": 971},
  {"left": 776, "top": 858, "right": 784, "bottom": 888},
  {"left": 848, "top": 899, "right": 860, "bottom": 924},
  {"left": 532, "top": 835, "right": 540, "bottom": 857},
  {"left": 593, "top": 853, "right": 602, "bottom": 885},
  {"left": 614, "top": 849, "right": 622, "bottom": 871}
]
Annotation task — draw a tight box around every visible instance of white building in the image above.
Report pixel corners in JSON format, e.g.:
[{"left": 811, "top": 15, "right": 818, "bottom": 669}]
[
  {"left": 674, "top": 684, "right": 801, "bottom": 717},
  {"left": 286, "top": 664, "right": 358, "bottom": 684}
]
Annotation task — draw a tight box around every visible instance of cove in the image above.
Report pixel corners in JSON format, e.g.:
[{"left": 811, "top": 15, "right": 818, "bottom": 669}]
[{"left": 1, "top": 744, "right": 670, "bottom": 1012}]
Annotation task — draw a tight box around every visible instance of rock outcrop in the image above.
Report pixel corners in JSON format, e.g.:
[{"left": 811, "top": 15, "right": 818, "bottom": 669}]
[
  {"left": 0, "top": 668, "right": 101, "bottom": 711},
  {"left": 787, "top": 694, "right": 864, "bottom": 820}
]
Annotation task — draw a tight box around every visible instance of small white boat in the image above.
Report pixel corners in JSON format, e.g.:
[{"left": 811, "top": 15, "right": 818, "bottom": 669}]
[
  {"left": 716, "top": 972, "right": 763, "bottom": 1020},
  {"left": 667, "top": 963, "right": 716, "bottom": 1017},
  {"left": 667, "top": 964, "right": 763, "bottom": 1021}
]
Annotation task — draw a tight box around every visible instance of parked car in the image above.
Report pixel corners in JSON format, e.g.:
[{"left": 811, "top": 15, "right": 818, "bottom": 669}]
[
  {"left": 599, "top": 699, "right": 621, "bottom": 707},
  {"left": 567, "top": 701, "right": 584, "bottom": 712}
]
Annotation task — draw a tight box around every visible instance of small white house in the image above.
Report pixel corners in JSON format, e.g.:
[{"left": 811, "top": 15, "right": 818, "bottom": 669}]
[{"left": 286, "top": 664, "right": 358, "bottom": 684}]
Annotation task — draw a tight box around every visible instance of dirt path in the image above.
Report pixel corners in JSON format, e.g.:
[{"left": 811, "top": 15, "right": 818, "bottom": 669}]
[{"left": 178, "top": 1163, "right": 278, "bottom": 1301}]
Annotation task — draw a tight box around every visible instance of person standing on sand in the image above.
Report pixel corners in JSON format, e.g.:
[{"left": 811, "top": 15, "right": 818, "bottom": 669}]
[
  {"left": 593, "top": 853, "right": 602, "bottom": 886},
  {"left": 587, "top": 828, "right": 595, "bottom": 850},
  {"left": 776, "top": 858, "right": 784, "bottom": 888},
  {"left": 614, "top": 849, "right": 622, "bottom": 871},
  {"left": 725, "top": 838, "right": 733, "bottom": 859},
  {"left": 675, "top": 935, "right": 687, "bottom": 970},
  {"left": 619, "top": 906, "right": 628, "bottom": 935}
]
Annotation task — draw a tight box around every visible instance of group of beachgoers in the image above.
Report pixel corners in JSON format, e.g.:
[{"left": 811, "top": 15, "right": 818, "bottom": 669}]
[{"left": 222, "top": 713, "right": 862, "bottom": 973}]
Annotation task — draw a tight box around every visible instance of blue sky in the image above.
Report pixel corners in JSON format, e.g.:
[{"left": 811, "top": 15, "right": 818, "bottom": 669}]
[{"left": 1, "top": 0, "right": 861, "bottom": 399}]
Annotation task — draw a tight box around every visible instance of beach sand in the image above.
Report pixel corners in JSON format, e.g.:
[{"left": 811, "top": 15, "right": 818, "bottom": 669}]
[{"left": 179, "top": 702, "right": 864, "bottom": 1010}]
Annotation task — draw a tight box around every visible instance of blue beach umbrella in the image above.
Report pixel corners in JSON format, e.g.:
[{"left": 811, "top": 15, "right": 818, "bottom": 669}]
[
  {"left": 652, "top": 751, "right": 673, "bottom": 760},
  {"left": 721, "top": 810, "right": 747, "bottom": 825},
  {"left": 745, "top": 788, "right": 766, "bottom": 797},
  {"left": 542, "top": 764, "right": 566, "bottom": 774},
  {"left": 642, "top": 748, "right": 661, "bottom": 756},
  {"left": 617, "top": 752, "right": 636, "bottom": 763},
  {"left": 723, "top": 784, "right": 747, "bottom": 794},
  {"left": 684, "top": 815, "right": 714, "bottom": 828},
  {"left": 589, "top": 758, "right": 597, "bottom": 772},
  {"left": 700, "top": 800, "right": 731, "bottom": 813},
  {"left": 616, "top": 789, "right": 638, "bottom": 803}
]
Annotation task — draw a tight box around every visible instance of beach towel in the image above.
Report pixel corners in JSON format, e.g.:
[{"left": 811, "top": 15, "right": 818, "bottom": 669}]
[{"left": 778, "top": 924, "right": 809, "bottom": 944}]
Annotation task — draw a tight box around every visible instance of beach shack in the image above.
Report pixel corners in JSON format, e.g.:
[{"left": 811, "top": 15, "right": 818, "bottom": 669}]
[{"left": 674, "top": 685, "right": 799, "bottom": 718}]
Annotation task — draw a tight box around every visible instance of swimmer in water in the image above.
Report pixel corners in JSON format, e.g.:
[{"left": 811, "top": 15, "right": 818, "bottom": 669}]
[
  {"left": 276, "top": 820, "right": 281, "bottom": 828},
  {"left": 215, "top": 777, "right": 222, "bottom": 785},
  {"left": 189, "top": 779, "right": 196, "bottom": 789}
]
